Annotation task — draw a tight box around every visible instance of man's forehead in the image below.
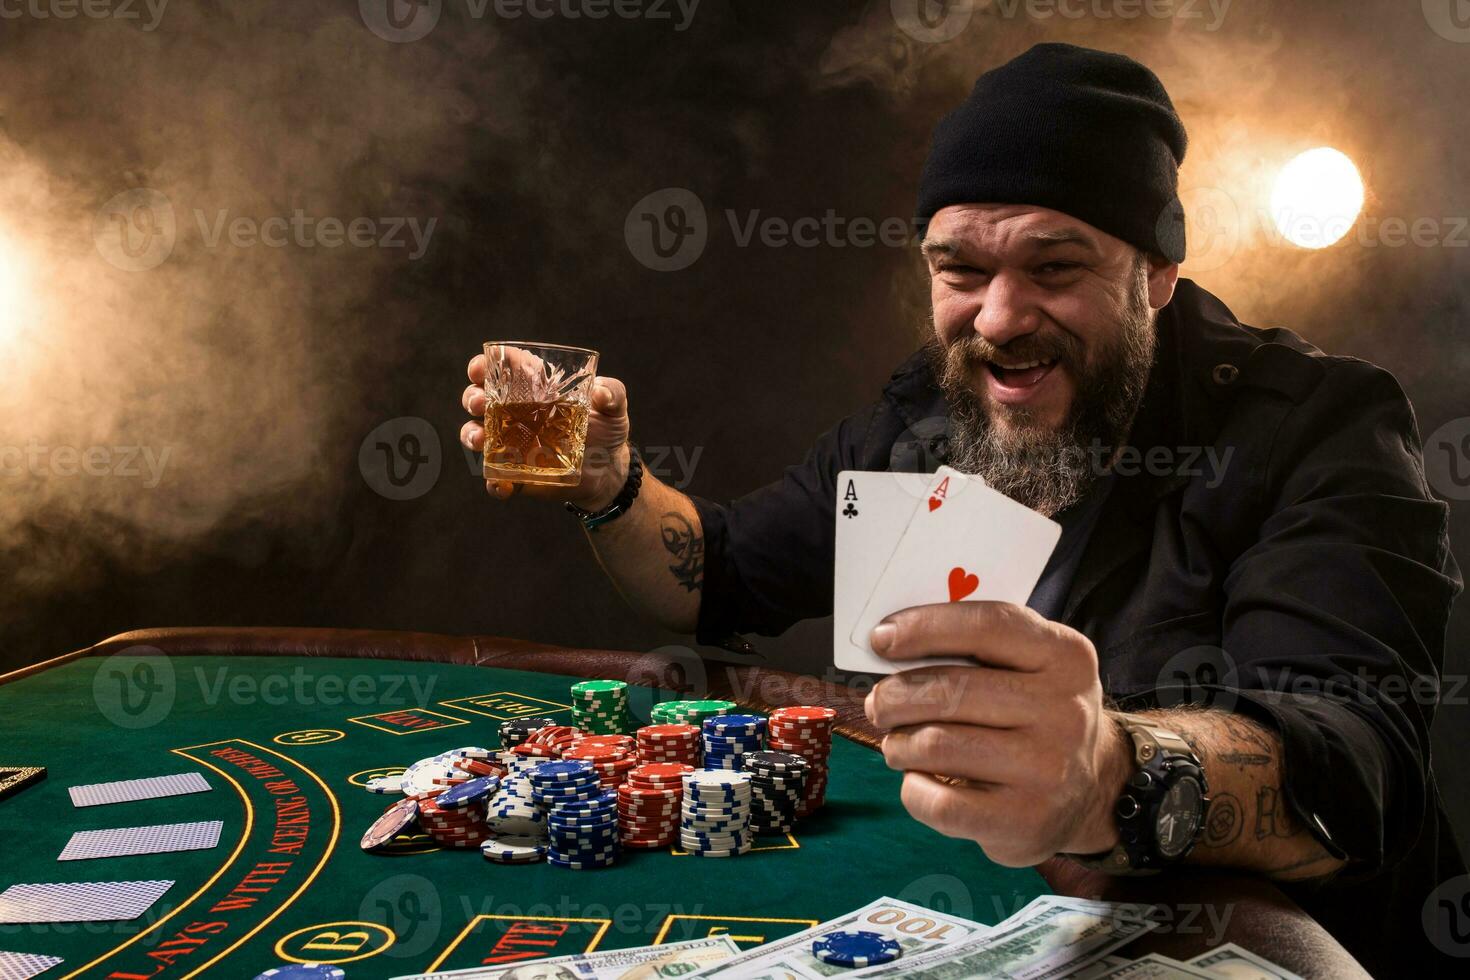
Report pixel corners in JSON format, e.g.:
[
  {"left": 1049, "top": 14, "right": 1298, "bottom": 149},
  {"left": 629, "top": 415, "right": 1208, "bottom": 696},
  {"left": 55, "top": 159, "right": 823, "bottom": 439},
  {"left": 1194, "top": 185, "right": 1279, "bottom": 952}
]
[{"left": 922, "top": 204, "right": 1107, "bottom": 255}]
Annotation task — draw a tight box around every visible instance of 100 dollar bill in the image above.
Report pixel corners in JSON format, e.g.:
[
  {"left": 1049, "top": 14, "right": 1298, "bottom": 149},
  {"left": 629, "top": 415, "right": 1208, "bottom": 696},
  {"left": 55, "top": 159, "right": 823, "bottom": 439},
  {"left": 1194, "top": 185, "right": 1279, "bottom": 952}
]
[
  {"left": 391, "top": 934, "right": 742, "bottom": 980},
  {"left": 689, "top": 896, "right": 994, "bottom": 980},
  {"left": 855, "top": 896, "right": 1157, "bottom": 980}
]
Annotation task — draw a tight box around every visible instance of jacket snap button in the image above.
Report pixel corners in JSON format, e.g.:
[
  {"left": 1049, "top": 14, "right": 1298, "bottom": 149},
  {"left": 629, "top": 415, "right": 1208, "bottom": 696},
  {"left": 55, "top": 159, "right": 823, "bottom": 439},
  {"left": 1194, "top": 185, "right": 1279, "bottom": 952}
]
[{"left": 1212, "top": 363, "right": 1239, "bottom": 385}]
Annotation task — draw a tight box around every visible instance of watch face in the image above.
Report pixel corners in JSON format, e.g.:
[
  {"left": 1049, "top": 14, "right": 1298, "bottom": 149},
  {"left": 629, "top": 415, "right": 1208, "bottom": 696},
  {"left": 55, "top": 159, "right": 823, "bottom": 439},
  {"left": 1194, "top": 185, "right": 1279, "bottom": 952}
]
[{"left": 1155, "top": 776, "right": 1203, "bottom": 859}]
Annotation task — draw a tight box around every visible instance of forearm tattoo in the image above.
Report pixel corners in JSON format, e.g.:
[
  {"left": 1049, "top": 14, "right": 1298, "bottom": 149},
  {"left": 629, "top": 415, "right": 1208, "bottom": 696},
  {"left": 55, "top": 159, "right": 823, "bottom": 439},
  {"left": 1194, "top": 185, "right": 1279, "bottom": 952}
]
[{"left": 659, "top": 512, "right": 704, "bottom": 593}]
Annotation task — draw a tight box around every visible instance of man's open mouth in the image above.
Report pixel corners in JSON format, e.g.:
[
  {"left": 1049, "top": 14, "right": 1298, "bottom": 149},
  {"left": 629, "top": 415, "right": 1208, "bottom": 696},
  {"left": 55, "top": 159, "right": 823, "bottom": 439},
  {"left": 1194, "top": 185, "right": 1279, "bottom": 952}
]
[{"left": 985, "top": 356, "right": 1060, "bottom": 389}]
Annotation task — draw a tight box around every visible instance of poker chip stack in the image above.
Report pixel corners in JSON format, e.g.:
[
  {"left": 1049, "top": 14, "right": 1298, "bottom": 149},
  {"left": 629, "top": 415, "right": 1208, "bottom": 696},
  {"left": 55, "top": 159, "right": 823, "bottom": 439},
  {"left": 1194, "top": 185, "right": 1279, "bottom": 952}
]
[
  {"left": 700, "top": 714, "right": 766, "bottom": 770},
  {"left": 811, "top": 930, "right": 902, "bottom": 968},
  {"left": 485, "top": 767, "right": 548, "bottom": 839},
  {"left": 498, "top": 717, "right": 558, "bottom": 750},
  {"left": 531, "top": 760, "right": 621, "bottom": 869},
  {"left": 418, "top": 776, "right": 497, "bottom": 849},
  {"left": 635, "top": 724, "right": 700, "bottom": 767},
  {"left": 571, "top": 680, "right": 633, "bottom": 735},
  {"left": 679, "top": 769, "right": 753, "bottom": 857},
  {"left": 741, "top": 750, "right": 809, "bottom": 835},
  {"left": 651, "top": 699, "right": 738, "bottom": 731},
  {"left": 561, "top": 737, "right": 639, "bottom": 790},
  {"left": 767, "top": 706, "right": 837, "bottom": 816},
  {"left": 617, "top": 762, "right": 691, "bottom": 849}
]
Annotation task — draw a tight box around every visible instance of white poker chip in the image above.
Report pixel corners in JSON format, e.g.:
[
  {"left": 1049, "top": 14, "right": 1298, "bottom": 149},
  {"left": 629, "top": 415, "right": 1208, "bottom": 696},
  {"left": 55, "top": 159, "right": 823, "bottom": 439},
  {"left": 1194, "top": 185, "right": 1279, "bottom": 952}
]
[
  {"left": 401, "top": 758, "right": 458, "bottom": 797},
  {"left": 365, "top": 776, "right": 404, "bottom": 795},
  {"left": 481, "top": 834, "right": 550, "bottom": 863}
]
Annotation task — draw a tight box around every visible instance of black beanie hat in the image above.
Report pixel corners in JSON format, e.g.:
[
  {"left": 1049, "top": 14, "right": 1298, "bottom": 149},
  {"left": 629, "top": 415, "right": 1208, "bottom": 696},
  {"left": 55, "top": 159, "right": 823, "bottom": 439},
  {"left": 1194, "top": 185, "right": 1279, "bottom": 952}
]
[{"left": 915, "top": 43, "right": 1188, "bottom": 262}]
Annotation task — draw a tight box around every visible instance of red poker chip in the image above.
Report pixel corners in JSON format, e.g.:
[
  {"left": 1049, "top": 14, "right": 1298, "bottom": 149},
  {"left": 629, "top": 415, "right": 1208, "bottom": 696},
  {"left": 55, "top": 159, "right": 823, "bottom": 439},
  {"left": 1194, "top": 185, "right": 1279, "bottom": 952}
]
[
  {"left": 632, "top": 762, "right": 693, "bottom": 779},
  {"left": 572, "top": 735, "right": 636, "bottom": 749},
  {"left": 638, "top": 723, "right": 700, "bottom": 739},
  {"left": 771, "top": 706, "right": 836, "bottom": 722}
]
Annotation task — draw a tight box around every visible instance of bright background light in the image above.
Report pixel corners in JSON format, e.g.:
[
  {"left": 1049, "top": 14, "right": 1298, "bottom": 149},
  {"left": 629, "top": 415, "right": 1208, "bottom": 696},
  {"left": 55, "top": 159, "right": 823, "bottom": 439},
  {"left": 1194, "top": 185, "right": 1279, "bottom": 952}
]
[
  {"left": 0, "top": 226, "right": 37, "bottom": 349},
  {"left": 1270, "top": 147, "right": 1365, "bottom": 249}
]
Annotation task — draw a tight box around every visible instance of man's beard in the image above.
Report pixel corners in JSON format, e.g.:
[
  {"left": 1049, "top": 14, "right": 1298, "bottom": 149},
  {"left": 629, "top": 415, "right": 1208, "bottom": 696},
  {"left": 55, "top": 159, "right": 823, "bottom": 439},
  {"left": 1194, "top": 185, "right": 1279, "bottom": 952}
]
[{"left": 926, "top": 264, "right": 1157, "bottom": 517}]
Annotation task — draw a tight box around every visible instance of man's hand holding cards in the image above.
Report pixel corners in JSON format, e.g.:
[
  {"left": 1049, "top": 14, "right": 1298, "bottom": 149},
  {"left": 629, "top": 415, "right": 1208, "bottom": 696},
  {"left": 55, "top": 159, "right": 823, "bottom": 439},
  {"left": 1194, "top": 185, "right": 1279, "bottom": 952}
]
[{"left": 834, "top": 467, "right": 1062, "bottom": 674}]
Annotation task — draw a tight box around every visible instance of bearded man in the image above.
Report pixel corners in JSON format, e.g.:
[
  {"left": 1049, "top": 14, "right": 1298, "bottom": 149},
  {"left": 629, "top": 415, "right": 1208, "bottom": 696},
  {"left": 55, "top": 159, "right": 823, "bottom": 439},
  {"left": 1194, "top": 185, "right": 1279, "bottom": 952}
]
[{"left": 460, "top": 43, "right": 1463, "bottom": 976}]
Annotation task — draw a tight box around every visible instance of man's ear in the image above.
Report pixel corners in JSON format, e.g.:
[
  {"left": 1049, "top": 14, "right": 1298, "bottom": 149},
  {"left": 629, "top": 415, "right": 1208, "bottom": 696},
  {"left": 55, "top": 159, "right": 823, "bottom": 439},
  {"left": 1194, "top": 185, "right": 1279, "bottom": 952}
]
[{"left": 1145, "top": 252, "right": 1180, "bottom": 311}]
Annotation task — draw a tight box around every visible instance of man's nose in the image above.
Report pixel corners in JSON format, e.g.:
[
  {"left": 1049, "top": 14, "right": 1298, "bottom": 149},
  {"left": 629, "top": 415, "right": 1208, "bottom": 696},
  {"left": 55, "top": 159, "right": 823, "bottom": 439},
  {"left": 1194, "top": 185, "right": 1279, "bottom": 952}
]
[{"left": 972, "top": 272, "right": 1040, "bottom": 347}]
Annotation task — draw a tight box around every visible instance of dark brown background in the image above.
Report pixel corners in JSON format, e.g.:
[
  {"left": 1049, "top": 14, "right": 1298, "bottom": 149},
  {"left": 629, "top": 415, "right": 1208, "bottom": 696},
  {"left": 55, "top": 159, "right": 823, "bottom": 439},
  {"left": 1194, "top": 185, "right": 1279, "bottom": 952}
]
[{"left": 1, "top": 0, "right": 1466, "bottom": 854}]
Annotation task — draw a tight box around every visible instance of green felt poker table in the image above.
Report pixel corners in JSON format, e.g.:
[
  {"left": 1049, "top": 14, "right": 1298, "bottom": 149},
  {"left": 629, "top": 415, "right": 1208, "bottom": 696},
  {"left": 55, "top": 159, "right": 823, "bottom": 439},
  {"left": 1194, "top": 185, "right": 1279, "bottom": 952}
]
[{"left": 0, "top": 628, "right": 1367, "bottom": 979}]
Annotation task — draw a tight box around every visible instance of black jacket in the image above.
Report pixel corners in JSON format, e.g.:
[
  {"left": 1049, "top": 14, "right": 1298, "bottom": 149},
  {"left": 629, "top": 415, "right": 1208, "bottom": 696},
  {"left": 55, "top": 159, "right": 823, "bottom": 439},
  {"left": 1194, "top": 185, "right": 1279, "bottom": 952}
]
[{"left": 690, "top": 279, "right": 1464, "bottom": 977}]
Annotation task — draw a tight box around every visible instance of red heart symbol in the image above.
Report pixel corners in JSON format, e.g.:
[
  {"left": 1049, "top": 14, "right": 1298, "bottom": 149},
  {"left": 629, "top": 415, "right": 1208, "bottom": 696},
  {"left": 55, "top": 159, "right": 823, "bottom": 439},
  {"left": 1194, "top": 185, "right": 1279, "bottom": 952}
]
[
  {"left": 928, "top": 495, "right": 942, "bottom": 512},
  {"left": 947, "top": 566, "right": 979, "bottom": 602}
]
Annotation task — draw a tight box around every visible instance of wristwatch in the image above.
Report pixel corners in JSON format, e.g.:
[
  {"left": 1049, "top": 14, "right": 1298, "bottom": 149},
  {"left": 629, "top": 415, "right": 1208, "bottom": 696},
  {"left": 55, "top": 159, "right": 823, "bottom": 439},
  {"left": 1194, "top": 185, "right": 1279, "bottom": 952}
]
[
  {"left": 565, "top": 445, "right": 642, "bottom": 531},
  {"left": 1067, "top": 713, "right": 1210, "bottom": 874}
]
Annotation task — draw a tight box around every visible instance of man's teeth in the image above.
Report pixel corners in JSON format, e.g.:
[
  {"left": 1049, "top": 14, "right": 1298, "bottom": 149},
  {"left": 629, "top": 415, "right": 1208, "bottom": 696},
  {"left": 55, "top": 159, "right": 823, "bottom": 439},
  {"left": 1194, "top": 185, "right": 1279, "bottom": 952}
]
[{"left": 993, "top": 356, "right": 1057, "bottom": 371}]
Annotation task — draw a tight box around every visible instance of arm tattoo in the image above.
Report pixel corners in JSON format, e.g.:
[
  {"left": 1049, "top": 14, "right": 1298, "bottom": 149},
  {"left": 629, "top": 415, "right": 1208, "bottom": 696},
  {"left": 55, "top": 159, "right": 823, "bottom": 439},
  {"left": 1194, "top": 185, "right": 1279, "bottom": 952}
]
[
  {"left": 659, "top": 512, "right": 704, "bottom": 593},
  {"left": 1201, "top": 791, "right": 1243, "bottom": 848}
]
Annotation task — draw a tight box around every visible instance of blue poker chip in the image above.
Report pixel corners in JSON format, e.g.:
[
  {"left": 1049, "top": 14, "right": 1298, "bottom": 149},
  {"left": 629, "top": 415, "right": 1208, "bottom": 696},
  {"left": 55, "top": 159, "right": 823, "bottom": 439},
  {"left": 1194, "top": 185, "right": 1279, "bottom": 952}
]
[
  {"left": 530, "top": 760, "right": 597, "bottom": 782},
  {"left": 704, "top": 713, "right": 766, "bottom": 732},
  {"left": 435, "top": 776, "right": 498, "bottom": 810},
  {"left": 811, "top": 931, "right": 902, "bottom": 968},
  {"left": 555, "top": 790, "right": 618, "bottom": 812},
  {"left": 253, "top": 965, "right": 347, "bottom": 980}
]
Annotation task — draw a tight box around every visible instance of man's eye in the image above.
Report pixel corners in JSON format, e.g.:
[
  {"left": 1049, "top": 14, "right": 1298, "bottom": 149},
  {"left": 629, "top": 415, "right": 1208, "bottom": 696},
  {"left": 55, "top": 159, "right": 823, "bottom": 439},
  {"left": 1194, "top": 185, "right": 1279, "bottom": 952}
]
[
  {"left": 1036, "top": 262, "right": 1080, "bottom": 275},
  {"left": 940, "top": 264, "right": 983, "bottom": 275}
]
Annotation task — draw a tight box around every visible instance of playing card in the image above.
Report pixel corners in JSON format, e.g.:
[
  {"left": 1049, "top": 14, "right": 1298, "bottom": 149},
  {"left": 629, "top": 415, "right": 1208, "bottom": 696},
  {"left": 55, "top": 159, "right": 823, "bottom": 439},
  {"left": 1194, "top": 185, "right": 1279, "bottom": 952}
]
[
  {"left": 68, "top": 772, "right": 210, "bottom": 808},
  {"left": 834, "top": 467, "right": 984, "bottom": 674},
  {"left": 57, "top": 820, "right": 223, "bottom": 861},
  {"left": 847, "top": 478, "right": 1062, "bottom": 672},
  {"left": 0, "top": 951, "right": 63, "bottom": 980},
  {"left": 0, "top": 880, "right": 174, "bottom": 924}
]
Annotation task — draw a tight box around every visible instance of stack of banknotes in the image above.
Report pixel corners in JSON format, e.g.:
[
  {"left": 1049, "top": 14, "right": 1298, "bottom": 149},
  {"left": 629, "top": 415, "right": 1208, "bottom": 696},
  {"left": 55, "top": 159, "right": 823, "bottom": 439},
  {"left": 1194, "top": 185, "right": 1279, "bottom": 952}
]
[{"left": 391, "top": 895, "right": 1303, "bottom": 979}]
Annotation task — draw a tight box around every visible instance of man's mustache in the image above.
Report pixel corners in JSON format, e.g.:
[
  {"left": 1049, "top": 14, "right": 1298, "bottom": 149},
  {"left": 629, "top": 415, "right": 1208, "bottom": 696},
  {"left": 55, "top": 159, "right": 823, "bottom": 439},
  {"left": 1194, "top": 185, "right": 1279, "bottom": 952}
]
[{"left": 945, "top": 330, "right": 1083, "bottom": 373}]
